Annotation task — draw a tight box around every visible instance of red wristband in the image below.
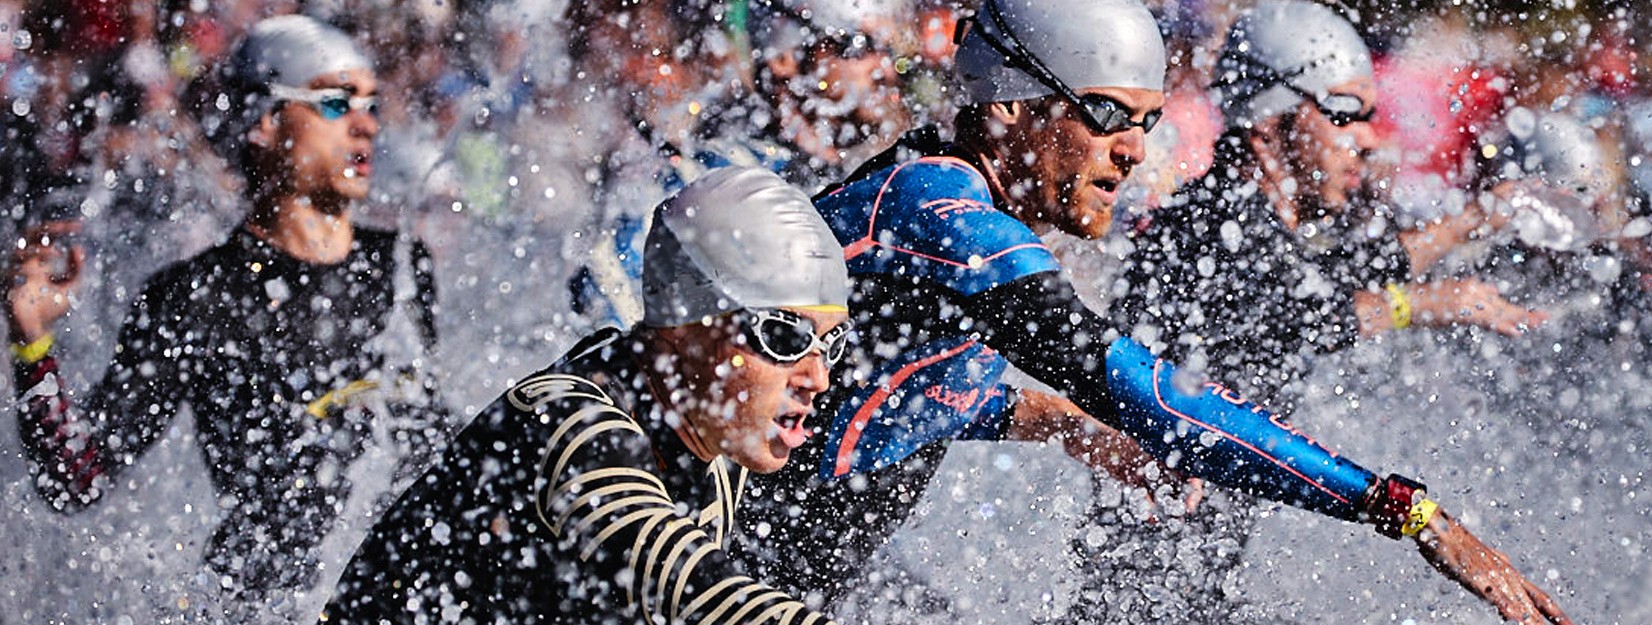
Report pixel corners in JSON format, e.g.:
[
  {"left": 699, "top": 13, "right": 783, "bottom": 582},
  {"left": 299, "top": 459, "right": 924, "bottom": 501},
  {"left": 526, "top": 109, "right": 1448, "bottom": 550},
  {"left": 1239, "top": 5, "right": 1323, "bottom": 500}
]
[{"left": 1363, "top": 473, "right": 1427, "bottom": 540}]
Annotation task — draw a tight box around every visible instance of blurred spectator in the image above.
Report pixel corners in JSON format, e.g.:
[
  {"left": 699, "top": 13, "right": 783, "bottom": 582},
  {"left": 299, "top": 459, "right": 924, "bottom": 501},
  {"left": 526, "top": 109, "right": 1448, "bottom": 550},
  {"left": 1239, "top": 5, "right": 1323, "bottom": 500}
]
[
  {"left": 1371, "top": 9, "right": 1513, "bottom": 222},
  {"left": 565, "top": 0, "right": 918, "bottom": 330}
]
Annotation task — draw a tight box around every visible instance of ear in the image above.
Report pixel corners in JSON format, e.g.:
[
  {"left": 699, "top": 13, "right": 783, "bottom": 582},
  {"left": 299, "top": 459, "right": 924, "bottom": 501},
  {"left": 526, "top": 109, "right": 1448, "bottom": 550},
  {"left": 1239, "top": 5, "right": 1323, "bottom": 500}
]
[{"left": 987, "top": 100, "right": 1023, "bottom": 126}]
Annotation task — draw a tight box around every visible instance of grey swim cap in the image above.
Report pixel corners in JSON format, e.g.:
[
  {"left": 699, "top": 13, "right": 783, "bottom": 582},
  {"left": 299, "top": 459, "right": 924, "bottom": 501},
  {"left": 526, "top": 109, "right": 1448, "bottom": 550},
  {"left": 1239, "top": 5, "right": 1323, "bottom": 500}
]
[
  {"left": 1211, "top": 0, "right": 1372, "bottom": 128},
  {"left": 208, "top": 15, "right": 373, "bottom": 163},
  {"left": 955, "top": 0, "right": 1166, "bottom": 104},
  {"left": 642, "top": 167, "right": 850, "bottom": 328}
]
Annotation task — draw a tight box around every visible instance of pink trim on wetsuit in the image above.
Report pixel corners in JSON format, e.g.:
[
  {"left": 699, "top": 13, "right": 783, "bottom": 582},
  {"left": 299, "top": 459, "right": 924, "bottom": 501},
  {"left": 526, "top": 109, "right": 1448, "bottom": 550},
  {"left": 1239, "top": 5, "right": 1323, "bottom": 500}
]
[
  {"left": 1149, "top": 359, "right": 1351, "bottom": 506},
  {"left": 833, "top": 340, "right": 980, "bottom": 476}
]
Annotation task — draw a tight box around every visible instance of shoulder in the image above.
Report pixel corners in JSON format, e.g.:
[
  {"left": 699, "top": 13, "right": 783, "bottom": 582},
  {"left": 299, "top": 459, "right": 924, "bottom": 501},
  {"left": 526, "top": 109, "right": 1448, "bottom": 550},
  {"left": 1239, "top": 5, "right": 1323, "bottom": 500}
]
[
  {"left": 817, "top": 155, "right": 992, "bottom": 217},
  {"left": 508, "top": 329, "right": 635, "bottom": 416},
  {"left": 504, "top": 369, "right": 626, "bottom": 420},
  {"left": 134, "top": 235, "right": 246, "bottom": 305},
  {"left": 822, "top": 156, "right": 1056, "bottom": 296},
  {"left": 461, "top": 331, "right": 636, "bottom": 441}
]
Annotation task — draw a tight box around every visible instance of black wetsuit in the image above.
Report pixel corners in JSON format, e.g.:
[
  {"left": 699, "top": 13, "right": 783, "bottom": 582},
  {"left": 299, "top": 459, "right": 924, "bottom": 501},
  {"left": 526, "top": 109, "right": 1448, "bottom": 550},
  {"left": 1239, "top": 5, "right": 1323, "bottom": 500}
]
[
  {"left": 323, "top": 328, "right": 837, "bottom": 625},
  {"left": 15, "top": 226, "right": 446, "bottom": 593},
  {"left": 1074, "top": 135, "right": 1412, "bottom": 624},
  {"left": 1114, "top": 135, "right": 1412, "bottom": 399}
]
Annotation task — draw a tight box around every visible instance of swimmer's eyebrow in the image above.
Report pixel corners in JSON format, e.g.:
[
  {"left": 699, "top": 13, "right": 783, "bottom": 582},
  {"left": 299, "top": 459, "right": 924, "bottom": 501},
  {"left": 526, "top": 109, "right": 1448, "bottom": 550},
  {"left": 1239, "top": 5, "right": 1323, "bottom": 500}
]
[{"left": 311, "top": 75, "right": 378, "bottom": 97}]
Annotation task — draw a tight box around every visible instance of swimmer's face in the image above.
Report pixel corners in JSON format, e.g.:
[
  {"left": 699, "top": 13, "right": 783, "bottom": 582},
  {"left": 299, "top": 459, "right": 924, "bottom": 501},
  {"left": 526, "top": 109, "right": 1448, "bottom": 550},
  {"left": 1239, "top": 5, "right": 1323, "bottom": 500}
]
[
  {"left": 649, "top": 308, "right": 845, "bottom": 473},
  {"left": 992, "top": 86, "right": 1163, "bottom": 239},
  {"left": 265, "top": 68, "right": 380, "bottom": 207},
  {"left": 1273, "top": 77, "right": 1378, "bottom": 211}
]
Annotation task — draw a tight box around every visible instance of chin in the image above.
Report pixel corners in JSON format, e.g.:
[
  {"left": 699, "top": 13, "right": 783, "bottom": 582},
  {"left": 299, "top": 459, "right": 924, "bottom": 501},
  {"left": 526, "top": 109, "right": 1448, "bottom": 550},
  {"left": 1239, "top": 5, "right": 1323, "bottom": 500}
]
[
  {"left": 1071, "top": 220, "right": 1110, "bottom": 240},
  {"left": 335, "top": 181, "right": 371, "bottom": 202},
  {"left": 739, "top": 451, "right": 789, "bottom": 474},
  {"left": 1064, "top": 209, "right": 1112, "bottom": 240}
]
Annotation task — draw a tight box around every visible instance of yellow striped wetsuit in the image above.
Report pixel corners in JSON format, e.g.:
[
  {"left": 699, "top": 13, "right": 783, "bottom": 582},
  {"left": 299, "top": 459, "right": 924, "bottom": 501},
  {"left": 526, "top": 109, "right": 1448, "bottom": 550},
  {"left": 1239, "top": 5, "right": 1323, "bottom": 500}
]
[{"left": 322, "top": 328, "right": 836, "bottom": 625}]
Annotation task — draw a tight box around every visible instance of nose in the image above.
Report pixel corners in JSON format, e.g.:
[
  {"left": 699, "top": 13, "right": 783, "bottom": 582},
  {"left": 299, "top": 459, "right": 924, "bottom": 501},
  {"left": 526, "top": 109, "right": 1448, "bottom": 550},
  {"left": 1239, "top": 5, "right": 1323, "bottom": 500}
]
[
  {"left": 349, "top": 107, "right": 379, "bottom": 140},
  {"left": 1349, "top": 119, "right": 1378, "bottom": 152},
  {"left": 1107, "top": 126, "right": 1148, "bottom": 169},
  {"left": 788, "top": 352, "right": 831, "bottom": 402}
]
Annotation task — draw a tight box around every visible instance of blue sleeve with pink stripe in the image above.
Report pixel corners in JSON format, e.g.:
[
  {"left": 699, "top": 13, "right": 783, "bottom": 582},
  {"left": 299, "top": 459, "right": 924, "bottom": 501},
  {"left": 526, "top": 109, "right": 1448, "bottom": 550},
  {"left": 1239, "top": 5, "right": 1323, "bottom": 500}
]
[
  {"left": 814, "top": 158, "right": 1060, "bottom": 296},
  {"left": 1104, "top": 337, "right": 1379, "bottom": 521}
]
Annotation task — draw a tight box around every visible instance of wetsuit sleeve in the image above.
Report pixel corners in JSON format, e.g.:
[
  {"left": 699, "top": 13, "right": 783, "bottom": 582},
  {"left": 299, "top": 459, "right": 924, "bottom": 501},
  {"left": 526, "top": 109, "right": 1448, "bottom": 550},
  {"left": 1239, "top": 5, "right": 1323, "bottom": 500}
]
[
  {"left": 380, "top": 238, "right": 450, "bottom": 488},
  {"left": 14, "top": 277, "right": 190, "bottom": 511},
  {"left": 962, "top": 272, "right": 1410, "bottom": 528},
  {"left": 410, "top": 239, "right": 439, "bottom": 350},
  {"left": 524, "top": 375, "right": 837, "bottom": 625}
]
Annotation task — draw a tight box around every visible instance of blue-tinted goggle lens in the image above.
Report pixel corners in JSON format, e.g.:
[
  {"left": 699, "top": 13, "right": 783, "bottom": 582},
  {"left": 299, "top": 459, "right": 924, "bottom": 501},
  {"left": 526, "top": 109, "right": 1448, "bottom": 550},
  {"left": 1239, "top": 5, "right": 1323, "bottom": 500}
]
[{"left": 315, "top": 94, "right": 378, "bottom": 120}]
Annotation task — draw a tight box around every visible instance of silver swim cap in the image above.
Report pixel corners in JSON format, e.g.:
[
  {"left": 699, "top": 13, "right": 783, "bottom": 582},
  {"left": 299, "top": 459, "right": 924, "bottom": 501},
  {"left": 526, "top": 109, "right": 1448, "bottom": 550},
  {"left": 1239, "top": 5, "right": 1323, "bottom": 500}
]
[
  {"left": 208, "top": 15, "right": 373, "bottom": 162},
  {"left": 1211, "top": 0, "right": 1372, "bottom": 128},
  {"left": 955, "top": 0, "right": 1166, "bottom": 104},
  {"left": 642, "top": 167, "right": 850, "bottom": 328}
]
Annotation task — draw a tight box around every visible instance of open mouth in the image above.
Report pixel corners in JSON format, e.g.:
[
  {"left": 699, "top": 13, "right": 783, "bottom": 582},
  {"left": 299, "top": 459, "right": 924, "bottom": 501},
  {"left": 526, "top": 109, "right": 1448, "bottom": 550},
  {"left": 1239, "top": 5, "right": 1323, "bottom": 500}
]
[
  {"left": 773, "top": 412, "right": 812, "bottom": 449},
  {"left": 1093, "top": 179, "right": 1119, "bottom": 194},
  {"left": 346, "top": 152, "right": 373, "bottom": 178}
]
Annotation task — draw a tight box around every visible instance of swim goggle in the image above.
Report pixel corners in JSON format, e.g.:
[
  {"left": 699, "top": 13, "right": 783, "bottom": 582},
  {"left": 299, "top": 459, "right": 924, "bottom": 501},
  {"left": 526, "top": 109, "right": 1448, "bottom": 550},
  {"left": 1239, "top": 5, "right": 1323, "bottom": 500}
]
[
  {"left": 1281, "top": 83, "right": 1373, "bottom": 126},
  {"left": 736, "top": 308, "right": 852, "bottom": 366},
  {"left": 961, "top": 3, "right": 1162, "bottom": 135},
  {"left": 269, "top": 84, "right": 379, "bottom": 120},
  {"left": 1218, "top": 51, "right": 1375, "bottom": 127}
]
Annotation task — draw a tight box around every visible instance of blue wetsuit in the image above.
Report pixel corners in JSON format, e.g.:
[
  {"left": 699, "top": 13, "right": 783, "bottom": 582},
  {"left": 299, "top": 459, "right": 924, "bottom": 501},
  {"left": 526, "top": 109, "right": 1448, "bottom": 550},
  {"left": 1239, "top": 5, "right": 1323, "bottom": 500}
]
[{"left": 734, "top": 130, "right": 1420, "bottom": 603}]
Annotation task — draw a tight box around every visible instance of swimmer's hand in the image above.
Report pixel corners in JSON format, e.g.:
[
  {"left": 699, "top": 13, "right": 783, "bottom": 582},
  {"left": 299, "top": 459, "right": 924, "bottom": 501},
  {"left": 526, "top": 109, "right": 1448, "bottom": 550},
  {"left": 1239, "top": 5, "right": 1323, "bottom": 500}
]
[
  {"left": 6, "top": 220, "right": 85, "bottom": 344},
  {"left": 1415, "top": 507, "right": 1572, "bottom": 625}
]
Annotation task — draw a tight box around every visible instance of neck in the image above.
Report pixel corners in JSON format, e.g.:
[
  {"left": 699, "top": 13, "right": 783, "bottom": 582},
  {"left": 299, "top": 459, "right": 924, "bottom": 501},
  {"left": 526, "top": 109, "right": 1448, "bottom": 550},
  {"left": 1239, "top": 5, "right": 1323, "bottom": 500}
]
[
  {"left": 960, "top": 139, "right": 1053, "bottom": 235},
  {"left": 672, "top": 418, "right": 718, "bottom": 463},
  {"left": 638, "top": 346, "right": 720, "bottom": 463},
  {"left": 247, "top": 193, "right": 355, "bottom": 264}
]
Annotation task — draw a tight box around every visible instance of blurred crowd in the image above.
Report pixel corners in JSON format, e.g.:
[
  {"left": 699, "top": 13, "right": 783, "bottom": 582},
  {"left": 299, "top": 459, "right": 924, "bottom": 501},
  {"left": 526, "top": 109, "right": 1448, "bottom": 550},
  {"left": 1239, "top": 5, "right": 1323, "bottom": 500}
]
[{"left": 4, "top": 0, "right": 1652, "bottom": 264}]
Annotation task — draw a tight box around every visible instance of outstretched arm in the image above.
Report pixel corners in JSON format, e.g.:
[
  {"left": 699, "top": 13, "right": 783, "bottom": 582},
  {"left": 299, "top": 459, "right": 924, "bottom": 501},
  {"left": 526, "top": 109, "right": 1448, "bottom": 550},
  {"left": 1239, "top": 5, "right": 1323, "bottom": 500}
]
[
  {"left": 960, "top": 271, "right": 1568, "bottom": 621},
  {"left": 1353, "top": 278, "right": 1546, "bottom": 337}
]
